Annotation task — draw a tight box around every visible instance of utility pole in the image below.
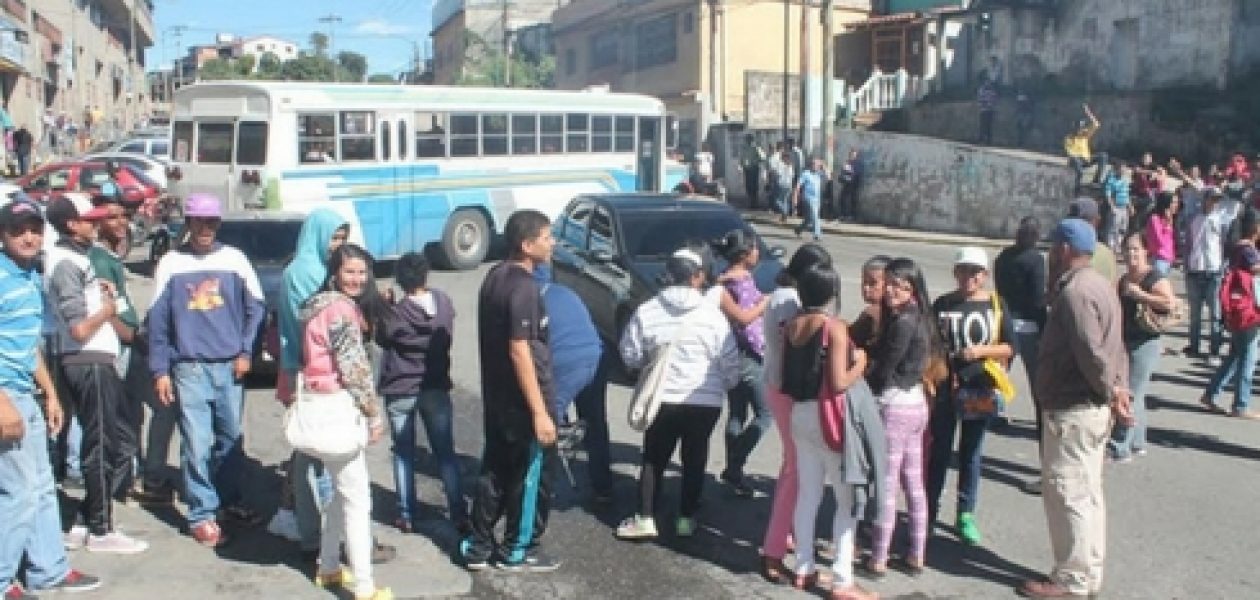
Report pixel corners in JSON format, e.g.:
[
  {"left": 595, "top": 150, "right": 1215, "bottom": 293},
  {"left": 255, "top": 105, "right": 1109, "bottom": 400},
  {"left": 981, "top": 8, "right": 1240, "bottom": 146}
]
[
  {"left": 782, "top": 0, "right": 790, "bottom": 143},
  {"left": 501, "top": 0, "right": 512, "bottom": 87},
  {"left": 412, "top": 41, "right": 422, "bottom": 84},
  {"left": 169, "top": 25, "right": 188, "bottom": 95},
  {"left": 799, "top": 0, "right": 811, "bottom": 153},
  {"left": 821, "top": 0, "right": 834, "bottom": 169},
  {"left": 128, "top": 0, "right": 138, "bottom": 129},
  {"left": 318, "top": 14, "right": 342, "bottom": 81}
]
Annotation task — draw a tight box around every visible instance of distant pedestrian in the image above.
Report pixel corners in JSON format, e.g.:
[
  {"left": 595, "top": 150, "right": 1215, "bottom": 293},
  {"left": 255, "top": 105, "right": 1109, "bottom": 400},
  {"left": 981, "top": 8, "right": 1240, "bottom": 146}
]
[
  {"left": 461, "top": 209, "right": 560, "bottom": 572},
  {"left": 928, "top": 247, "right": 1014, "bottom": 546},
  {"left": 977, "top": 77, "right": 998, "bottom": 145},
  {"left": 1103, "top": 162, "right": 1132, "bottom": 250},
  {"left": 740, "top": 134, "right": 765, "bottom": 210},
  {"left": 788, "top": 137, "right": 804, "bottom": 198},
  {"left": 758, "top": 243, "right": 833, "bottom": 585},
  {"left": 714, "top": 230, "right": 770, "bottom": 497},
  {"left": 1199, "top": 216, "right": 1260, "bottom": 419},
  {"left": 674, "top": 159, "right": 725, "bottom": 201},
  {"left": 377, "top": 252, "right": 467, "bottom": 534},
  {"left": 1110, "top": 233, "right": 1174, "bottom": 463},
  {"left": 1183, "top": 188, "right": 1227, "bottom": 363},
  {"left": 794, "top": 157, "right": 827, "bottom": 241},
  {"left": 1144, "top": 193, "right": 1179, "bottom": 276},
  {"left": 1021, "top": 218, "right": 1132, "bottom": 600},
  {"left": 768, "top": 143, "right": 795, "bottom": 221},
  {"left": 0, "top": 198, "right": 104, "bottom": 598},
  {"left": 837, "top": 149, "right": 863, "bottom": 222},
  {"left": 1066, "top": 198, "right": 1118, "bottom": 285},
  {"left": 12, "top": 125, "right": 32, "bottom": 176},
  {"left": 616, "top": 244, "right": 740, "bottom": 541},
  {"left": 300, "top": 244, "right": 393, "bottom": 600},
  {"left": 1063, "top": 104, "right": 1106, "bottom": 193},
  {"left": 1014, "top": 88, "right": 1035, "bottom": 148},
  {"left": 148, "top": 193, "right": 267, "bottom": 547}
]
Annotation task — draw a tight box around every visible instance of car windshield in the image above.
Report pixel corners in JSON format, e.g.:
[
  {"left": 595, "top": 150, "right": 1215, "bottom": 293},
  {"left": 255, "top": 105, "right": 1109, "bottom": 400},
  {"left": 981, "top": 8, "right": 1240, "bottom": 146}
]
[
  {"left": 215, "top": 220, "right": 302, "bottom": 264},
  {"left": 620, "top": 211, "right": 760, "bottom": 259}
]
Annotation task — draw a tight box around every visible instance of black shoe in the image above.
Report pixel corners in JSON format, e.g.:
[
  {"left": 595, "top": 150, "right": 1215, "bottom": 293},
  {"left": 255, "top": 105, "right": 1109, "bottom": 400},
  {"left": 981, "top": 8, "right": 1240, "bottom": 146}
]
[
  {"left": 459, "top": 538, "right": 491, "bottom": 572},
  {"left": 61, "top": 475, "right": 84, "bottom": 491},
  {"left": 497, "top": 550, "right": 562, "bottom": 573},
  {"left": 371, "top": 541, "right": 397, "bottom": 564},
  {"left": 720, "top": 470, "right": 754, "bottom": 498}
]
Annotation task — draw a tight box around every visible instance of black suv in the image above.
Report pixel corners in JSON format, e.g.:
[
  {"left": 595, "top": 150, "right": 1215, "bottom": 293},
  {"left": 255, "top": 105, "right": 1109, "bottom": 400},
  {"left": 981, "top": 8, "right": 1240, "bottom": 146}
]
[{"left": 551, "top": 193, "right": 784, "bottom": 348}]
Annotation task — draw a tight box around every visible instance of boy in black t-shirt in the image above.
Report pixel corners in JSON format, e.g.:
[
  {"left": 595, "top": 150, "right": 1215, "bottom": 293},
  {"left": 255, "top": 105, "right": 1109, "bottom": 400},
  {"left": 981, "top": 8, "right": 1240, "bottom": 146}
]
[{"left": 461, "top": 209, "right": 561, "bottom": 573}]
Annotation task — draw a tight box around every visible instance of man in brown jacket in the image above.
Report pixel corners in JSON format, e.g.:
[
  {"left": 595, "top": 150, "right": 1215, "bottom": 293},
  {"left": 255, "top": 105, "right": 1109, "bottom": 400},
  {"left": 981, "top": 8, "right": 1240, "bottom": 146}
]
[{"left": 1022, "top": 218, "right": 1133, "bottom": 599}]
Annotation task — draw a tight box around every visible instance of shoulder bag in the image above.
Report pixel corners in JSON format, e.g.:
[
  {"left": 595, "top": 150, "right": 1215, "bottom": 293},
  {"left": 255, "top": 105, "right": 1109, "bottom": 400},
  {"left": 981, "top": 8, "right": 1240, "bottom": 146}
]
[
  {"left": 283, "top": 372, "right": 367, "bottom": 461},
  {"left": 627, "top": 314, "right": 695, "bottom": 432},
  {"left": 817, "top": 318, "right": 847, "bottom": 452},
  {"left": 954, "top": 293, "right": 1013, "bottom": 420},
  {"left": 1134, "top": 271, "right": 1187, "bottom": 334}
]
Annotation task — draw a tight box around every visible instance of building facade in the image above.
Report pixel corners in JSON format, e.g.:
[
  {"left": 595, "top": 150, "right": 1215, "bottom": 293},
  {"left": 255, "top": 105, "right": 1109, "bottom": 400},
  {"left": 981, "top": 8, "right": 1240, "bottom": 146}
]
[
  {"left": 551, "top": 0, "right": 871, "bottom": 157},
  {"left": 0, "top": 0, "right": 155, "bottom": 142},
  {"left": 430, "top": 0, "right": 569, "bottom": 85}
]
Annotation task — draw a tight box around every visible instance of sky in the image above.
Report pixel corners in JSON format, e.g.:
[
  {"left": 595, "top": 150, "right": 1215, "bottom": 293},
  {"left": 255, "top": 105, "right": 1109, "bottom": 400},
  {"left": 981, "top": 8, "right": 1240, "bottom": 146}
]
[{"left": 150, "top": 0, "right": 435, "bottom": 76}]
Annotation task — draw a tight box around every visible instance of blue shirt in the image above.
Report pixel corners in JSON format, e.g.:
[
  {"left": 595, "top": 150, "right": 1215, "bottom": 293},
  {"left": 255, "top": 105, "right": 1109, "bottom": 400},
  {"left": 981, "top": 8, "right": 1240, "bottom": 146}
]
[
  {"left": 1105, "top": 175, "right": 1130, "bottom": 207},
  {"left": 0, "top": 253, "right": 44, "bottom": 393},
  {"left": 798, "top": 170, "right": 822, "bottom": 204},
  {"left": 539, "top": 281, "right": 602, "bottom": 370}
]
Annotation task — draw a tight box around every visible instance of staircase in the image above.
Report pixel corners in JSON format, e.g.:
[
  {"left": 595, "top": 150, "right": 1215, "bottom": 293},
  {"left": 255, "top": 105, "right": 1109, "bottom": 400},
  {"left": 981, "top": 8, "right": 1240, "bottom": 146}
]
[{"left": 841, "top": 69, "right": 928, "bottom": 129}]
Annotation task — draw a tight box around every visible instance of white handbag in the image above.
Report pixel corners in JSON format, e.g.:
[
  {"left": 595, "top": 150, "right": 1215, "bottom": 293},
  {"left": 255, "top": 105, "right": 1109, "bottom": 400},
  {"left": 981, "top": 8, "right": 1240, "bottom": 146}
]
[
  {"left": 283, "top": 373, "right": 366, "bottom": 461},
  {"left": 627, "top": 315, "right": 694, "bottom": 432}
]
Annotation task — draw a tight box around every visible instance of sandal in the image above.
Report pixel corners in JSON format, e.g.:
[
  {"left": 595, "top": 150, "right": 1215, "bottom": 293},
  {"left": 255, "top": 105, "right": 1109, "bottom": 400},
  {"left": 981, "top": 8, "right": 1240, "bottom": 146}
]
[
  {"left": 857, "top": 559, "right": 888, "bottom": 580},
  {"left": 760, "top": 555, "right": 790, "bottom": 585},
  {"left": 896, "top": 556, "right": 925, "bottom": 577},
  {"left": 830, "top": 583, "right": 879, "bottom": 600},
  {"left": 792, "top": 571, "right": 818, "bottom": 591}
]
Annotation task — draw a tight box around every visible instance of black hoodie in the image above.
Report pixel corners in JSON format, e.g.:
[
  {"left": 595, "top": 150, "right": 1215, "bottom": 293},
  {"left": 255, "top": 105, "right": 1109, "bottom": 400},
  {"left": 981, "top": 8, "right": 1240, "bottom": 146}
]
[{"left": 377, "top": 289, "right": 455, "bottom": 396}]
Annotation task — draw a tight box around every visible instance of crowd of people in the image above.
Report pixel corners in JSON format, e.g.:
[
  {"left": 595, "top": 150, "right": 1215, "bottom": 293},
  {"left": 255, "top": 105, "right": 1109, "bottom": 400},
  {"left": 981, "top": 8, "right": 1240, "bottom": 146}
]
[{"left": 4, "top": 141, "right": 1260, "bottom": 599}]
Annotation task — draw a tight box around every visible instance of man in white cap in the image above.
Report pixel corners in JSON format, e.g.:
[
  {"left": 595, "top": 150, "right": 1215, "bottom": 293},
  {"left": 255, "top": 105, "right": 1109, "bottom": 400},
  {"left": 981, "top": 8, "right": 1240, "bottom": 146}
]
[{"left": 147, "top": 193, "right": 266, "bottom": 547}]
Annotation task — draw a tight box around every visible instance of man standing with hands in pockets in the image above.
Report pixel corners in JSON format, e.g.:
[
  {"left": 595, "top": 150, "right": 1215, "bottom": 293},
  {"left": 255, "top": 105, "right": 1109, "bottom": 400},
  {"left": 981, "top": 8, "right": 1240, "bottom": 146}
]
[{"left": 1022, "top": 218, "right": 1134, "bottom": 599}]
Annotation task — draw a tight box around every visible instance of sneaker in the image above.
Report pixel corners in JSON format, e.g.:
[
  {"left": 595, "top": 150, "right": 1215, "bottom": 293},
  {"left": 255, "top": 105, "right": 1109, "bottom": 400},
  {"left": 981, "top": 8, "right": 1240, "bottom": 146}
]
[
  {"left": 458, "top": 538, "right": 491, "bottom": 571},
  {"left": 191, "top": 520, "right": 228, "bottom": 548},
  {"left": 354, "top": 588, "right": 394, "bottom": 600},
  {"left": 957, "top": 512, "right": 982, "bottom": 546},
  {"left": 720, "top": 470, "right": 754, "bottom": 498},
  {"left": 675, "top": 516, "right": 696, "bottom": 537},
  {"left": 314, "top": 566, "right": 354, "bottom": 589},
  {"left": 131, "top": 482, "right": 174, "bottom": 505},
  {"left": 497, "top": 550, "right": 562, "bottom": 573},
  {"left": 35, "top": 570, "right": 101, "bottom": 593},
  {"left": 1205, "top": 355, "right": 1222, "bottom": 368},
  {"left": 1134, "top": 448, "right": 1148, "bottom": 457},
  {"left": 63, "top": 525, "right": 89, "bottom": 551},
  {"left": 86, "top": 531, "right": 149, "bottom": 554},
  {"left": 615, "top": 515, "right": 658, "bottom": 540},
  {"left": 371, "top": 541, "right": 397, "bottom": 564},
  {"left": 1231, "top": 409, "right": 1260, "bottom": 421},
  {"left": 61, "top": 475, "right": 85, "bottom": 492},
  {"left": 3, "top": 582, "right": 37, "bottom": 600}
]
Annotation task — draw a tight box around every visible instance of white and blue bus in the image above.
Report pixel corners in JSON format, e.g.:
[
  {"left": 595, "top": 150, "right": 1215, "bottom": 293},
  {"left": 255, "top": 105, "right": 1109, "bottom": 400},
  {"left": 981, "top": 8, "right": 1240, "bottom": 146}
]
[{"left": 167, "top": 81, "right": 682, "bottom": 268}]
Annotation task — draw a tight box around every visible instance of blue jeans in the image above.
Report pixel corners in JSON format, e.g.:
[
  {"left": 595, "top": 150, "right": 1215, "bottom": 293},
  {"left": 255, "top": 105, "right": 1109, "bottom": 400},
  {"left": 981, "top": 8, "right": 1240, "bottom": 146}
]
[
  {"left": 173, "top": 361, "right": 246, "bottom": 526},
  {"left": 926, "top": 389, "right": 989, "bottom": 521},
  {"left": 774, "top": 188, "right": 791, "bottom": 217},
  {"left": 574, "top": 350, "right": 613, "bottom": 494},
  {"left": 1185, "top": 271, "right": 1224, "bottom": 356},
  {"left": 724, "top": 352, "right": 770, "bottom": 478},
  {"left": 0, "top": 391, "right": 71, "bottom": 590},
  {"left": 1206, "top": 325, "right": 1260, "bottom": 413},
  {"left": 292, "top": 451, "right": 331, "bottom": 551},
  {"left": 795, "top": 196, "right": 822, "bottom": 240},
  {"left": 386, "top": 390, "right": 466, "bottom": 524},
  {"left": 552, "top": 355, "right": 599, "bottom": 421},
  {"left": 119, "top": 345, "right": 178, "bottom": 487},
  {"left": 1110, "top": 338, "right": 1160, "bottom": 459}
]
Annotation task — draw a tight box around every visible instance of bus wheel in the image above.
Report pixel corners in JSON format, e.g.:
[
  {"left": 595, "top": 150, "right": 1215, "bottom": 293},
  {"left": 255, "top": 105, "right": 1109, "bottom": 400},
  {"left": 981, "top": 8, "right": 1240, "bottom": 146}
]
[{"left": 437, "top": 209, "right": 490, "bottom": 270}]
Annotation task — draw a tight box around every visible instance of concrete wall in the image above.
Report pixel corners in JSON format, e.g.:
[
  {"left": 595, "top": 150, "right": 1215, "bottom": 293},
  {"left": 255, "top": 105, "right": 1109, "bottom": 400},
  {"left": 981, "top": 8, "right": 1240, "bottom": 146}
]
[{"left": 834, "top": 129, "right": 1075, "bottom": 239}]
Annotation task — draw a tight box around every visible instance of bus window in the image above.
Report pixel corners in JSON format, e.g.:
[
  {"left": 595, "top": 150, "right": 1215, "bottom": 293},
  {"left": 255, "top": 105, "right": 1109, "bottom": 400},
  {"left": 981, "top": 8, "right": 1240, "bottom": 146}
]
[
  {"left": 615, "top": 116, "right": 636, "bottom": 152},
  {"left": 173, "top": 121, "right": 194, "bottom": 162},
  {"left": 511, "top": 114, "right": 537, "bottom": 155},
  {"left": 540, "top": 114, "right": 563, "bottom": 154},
  {"left": 566, "top": 113, "right": 589, "bottom": 152},
  {"left": 299, "top": 114, "right": 337, "bottom": 163},
  {"left": 197, "top": 122, "right": 233, "bottom": 164},
  {"left": 482, "top": 114, "right": 508, "bottom": 156},
  {"left": 381, "top": 124, "right": 392, "bottom": 161},
  {"left": 416, "top": 112, "right": 448, "bottom": 158},
  {"left": 340, "top": 111, "right": 377, "bottom": 161},
  {"left": 450, "top": 113, "right": 478, "bottom": 157},
  {"left": 237, "top": 122, "right": 268, "bottom": 165},
  {"left": 592, "top": 115, "right": 612, "bottom": 153}
]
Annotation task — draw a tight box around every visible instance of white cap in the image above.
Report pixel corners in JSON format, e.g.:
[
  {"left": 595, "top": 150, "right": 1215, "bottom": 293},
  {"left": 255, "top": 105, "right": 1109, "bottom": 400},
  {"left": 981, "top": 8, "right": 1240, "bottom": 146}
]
[{"left": 954, "top": 246, "right": 988, "bottom": 269}]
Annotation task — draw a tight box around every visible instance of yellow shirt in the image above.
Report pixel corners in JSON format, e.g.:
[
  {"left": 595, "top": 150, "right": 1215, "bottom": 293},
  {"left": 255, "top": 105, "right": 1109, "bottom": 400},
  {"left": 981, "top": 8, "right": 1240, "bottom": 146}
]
[{"left": 1063, "top": 124, "right": 1098, "bottom": 159}]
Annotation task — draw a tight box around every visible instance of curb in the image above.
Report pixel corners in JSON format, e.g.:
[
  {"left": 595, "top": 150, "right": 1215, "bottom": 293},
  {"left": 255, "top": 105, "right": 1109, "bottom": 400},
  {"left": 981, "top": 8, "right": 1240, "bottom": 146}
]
[{"left": 741, "top": 211, "right": 1012, "bottom": 249}]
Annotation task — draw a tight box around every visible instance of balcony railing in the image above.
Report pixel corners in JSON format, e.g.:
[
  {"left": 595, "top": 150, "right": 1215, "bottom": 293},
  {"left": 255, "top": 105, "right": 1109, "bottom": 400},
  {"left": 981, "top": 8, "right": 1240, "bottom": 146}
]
[{"left": 839, "top": 68, "right": 928, "bottom": 117}]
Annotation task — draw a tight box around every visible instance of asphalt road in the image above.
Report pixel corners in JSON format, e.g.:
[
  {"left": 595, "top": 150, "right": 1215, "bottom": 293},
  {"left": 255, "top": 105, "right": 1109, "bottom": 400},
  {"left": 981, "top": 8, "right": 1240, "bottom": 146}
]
[{"left": 63, "top": 223, "right": 1259, "bottom": 600}]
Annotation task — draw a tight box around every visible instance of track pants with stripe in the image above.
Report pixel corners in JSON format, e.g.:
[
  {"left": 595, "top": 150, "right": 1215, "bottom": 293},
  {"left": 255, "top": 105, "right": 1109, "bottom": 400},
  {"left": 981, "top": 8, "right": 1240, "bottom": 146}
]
[
  {"left": 464, "top": 427, "right": 553, "bottom": 564},
  {"left": 62, "top": 361, "right": 137, "bottom": 536}
]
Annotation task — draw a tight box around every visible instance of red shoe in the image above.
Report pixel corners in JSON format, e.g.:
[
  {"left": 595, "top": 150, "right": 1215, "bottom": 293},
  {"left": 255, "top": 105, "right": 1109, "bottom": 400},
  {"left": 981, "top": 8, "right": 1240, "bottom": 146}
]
[
  {"left": 4, "top": 582, "right": 37, "bottom": 600},
  {"left": 191, "top": 520, "right": 228, "bottom": 548}
]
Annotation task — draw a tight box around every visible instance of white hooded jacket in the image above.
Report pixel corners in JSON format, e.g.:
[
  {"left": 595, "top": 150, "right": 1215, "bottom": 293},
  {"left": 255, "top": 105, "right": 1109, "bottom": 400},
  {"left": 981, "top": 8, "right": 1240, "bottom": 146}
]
[{"left": 620, "top": 286, "right": 741, "bottom": 409}]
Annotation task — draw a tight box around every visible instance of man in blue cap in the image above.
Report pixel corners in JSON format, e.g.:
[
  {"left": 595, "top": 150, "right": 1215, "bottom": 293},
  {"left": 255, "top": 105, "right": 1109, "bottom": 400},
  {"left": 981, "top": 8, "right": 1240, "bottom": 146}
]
[{"left": 1022, "top": 218, "right": 1133, "bottom": 599}]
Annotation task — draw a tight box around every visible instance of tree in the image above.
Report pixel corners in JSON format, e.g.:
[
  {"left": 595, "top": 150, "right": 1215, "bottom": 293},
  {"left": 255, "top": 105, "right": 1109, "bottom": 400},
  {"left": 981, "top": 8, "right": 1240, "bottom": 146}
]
[
  {"left": 234, "top": 54, "right": 256, "bottom": 77},
  {"left": 456, "top": 32, "right": 555, "bottom": 89},
  {"left": 281, "top": 54, "right": 337, "bottom": 81},
  {"left": 368, "top": 73, "right": 398, "bottom": 84},
  {"left": 337, "top": 51, "right": 368, "bottom": 83},
  {"left": 310, "top": 32, "right": 330, "bottom": 57},
  {"left": 257, "top": 52, "right": 283, "bottom": 79},
  {"left": 198, "top": 58, "right": 235, "bottom": 81}
]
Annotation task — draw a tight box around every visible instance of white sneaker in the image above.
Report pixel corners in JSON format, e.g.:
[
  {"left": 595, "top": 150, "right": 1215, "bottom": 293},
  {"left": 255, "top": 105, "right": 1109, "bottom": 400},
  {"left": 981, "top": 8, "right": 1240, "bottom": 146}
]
[
  {"left": 615, "top": 515, "right": 658, "bottom": 540},
  {"left": 63, "top": 525, "right": 89, "bottom": 550},
  {"left": 266, "top": 508, "right": 302, "bottom": 542},
  {"left": 86, "top": 531, "right": 149, "bottom": 554}
]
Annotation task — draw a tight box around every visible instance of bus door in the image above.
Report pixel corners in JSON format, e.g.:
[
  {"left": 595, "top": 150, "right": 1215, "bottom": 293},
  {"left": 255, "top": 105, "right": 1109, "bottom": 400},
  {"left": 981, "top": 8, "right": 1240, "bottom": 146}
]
[
  {"left": 183, "top": 119, "right": 238, "bottom": 210},
  {"left": 636, "top": 116, "right": 662, "bottom": 191},
  {"left": 377, "top": 111, "right": 416, "bottom": 255}
]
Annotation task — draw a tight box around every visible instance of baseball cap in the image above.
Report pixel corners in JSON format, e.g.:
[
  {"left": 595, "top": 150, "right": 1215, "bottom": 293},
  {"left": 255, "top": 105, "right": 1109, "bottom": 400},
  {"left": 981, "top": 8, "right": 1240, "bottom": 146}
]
[
  {"left": 954, "top": 246, "right": 988, "bottom": 269},
  {"left": 0, "top": 198, "right": 45, "bottom": 230},
  {"left": 46, "top": 192, "right": 110, "bottom": 231},
  {"left": 1067, "top": 197, "right": 1100, "bottom": 221},
  {"left": 184, "top": 193, "right": 223, "bottom": 218},
  {"left": 1050, "top": 218, "right": 1096, "bottom": 255}
]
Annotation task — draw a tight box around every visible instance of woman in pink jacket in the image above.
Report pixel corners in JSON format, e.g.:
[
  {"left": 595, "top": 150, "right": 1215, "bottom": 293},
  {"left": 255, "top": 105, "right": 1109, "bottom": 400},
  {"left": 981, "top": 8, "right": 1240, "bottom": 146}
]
[
  {"left": 301, "top": 244, "right": 393, "bottom": 600},
  {"left": 1143, "top": 192, "right": 1179, "bottom": 276}
]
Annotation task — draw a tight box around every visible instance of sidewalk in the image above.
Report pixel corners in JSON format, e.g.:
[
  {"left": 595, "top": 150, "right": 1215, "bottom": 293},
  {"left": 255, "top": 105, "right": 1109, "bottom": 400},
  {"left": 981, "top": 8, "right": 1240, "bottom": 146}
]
[{"left": 739, "top": 207, "right": 1014, "bottom": 249}]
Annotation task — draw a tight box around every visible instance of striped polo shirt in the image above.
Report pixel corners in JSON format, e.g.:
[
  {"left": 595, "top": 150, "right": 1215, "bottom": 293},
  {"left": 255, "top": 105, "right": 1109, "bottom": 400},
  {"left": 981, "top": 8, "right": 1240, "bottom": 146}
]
[{"left": 0, "top": 253, "right": 43, "bottom": 393}]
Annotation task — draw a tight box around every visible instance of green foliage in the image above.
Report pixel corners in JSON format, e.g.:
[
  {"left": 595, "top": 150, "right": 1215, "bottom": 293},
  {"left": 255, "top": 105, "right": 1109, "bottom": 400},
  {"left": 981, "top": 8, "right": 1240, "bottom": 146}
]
[
  {"left": 234, "top": 55, "right": 256, "bottom": 77},
  {"left": 310, "top": 32, "right": 330, "bottom": 57},
  {"left": 197, "top": 58, "right": 235, "bottom": 81},
  {"left": 282, "top": 54, "right": 337, "bottom": 82},
  {"left": 456, "top": 31, "right": 555, "bottom": 89},
  {"left": 368, "top": 73, "right": 398, "bottom": 84},
  {"left": 257, "top": 52, "right": 283, "bottom": 78},
  {"left": 337, "top": 51, "right": 368, "bottom": 83}
]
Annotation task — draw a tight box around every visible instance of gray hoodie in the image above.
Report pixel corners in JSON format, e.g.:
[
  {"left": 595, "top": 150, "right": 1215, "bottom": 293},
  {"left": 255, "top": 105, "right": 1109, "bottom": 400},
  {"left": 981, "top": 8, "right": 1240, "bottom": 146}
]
[{"left": 841, "top": 378, "right": 889, "bottom": 523}]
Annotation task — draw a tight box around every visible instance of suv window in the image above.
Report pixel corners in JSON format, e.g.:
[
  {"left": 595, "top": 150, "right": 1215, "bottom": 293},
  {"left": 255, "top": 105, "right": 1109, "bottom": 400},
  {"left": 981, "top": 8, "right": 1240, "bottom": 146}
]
[
  {"left": 560, "top": 201, "right": 593, "bottom": 250},
  {"left": 589, "top": 206, "right": 617, "bottom": 255},
  {"left": 215, "top": 220, "right": 303, "bottom": 263},
  {"left": 78, "top": 168, "right": 113, "bottom": 190},
  {"left": 620, "top": 211, "right": 755, "bottom": 259}
]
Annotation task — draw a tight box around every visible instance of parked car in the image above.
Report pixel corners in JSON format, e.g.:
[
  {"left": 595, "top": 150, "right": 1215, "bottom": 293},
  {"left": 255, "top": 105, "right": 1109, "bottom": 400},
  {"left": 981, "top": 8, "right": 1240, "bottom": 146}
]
[
  {"left": 551, "top": 193, "right": 784, "bottom": 350},
  {"left": 17, "top": 160, "right": 162, "bottom": 209},
  {"left": 82, "top": 152, "right": 170, "bottom": 191},
  {"left": 92, "top": 136, "right": 170, "bottom": 160}
]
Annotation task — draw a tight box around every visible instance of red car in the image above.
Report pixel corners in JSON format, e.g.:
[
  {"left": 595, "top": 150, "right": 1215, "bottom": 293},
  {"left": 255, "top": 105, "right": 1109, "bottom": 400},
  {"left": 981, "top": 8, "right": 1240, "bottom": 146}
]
[{"left": 18, "top": 160, "right": 162, "bottom": 211}]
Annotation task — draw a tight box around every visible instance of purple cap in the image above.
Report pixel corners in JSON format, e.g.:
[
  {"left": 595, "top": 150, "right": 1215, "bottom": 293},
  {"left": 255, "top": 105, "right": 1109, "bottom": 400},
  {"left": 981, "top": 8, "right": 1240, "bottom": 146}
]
[{"left": 183, "top": 193, "right": 223, "bottom": 218}]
